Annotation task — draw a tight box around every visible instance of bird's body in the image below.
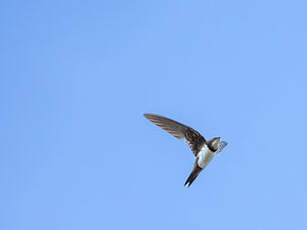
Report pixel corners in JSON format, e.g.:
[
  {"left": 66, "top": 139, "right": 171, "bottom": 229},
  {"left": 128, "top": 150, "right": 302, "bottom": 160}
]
[
  {"left": 144, "top": 113, "right": 228, "bottom": 187},
  {"left": 197, "top": 144, "right": 215, "bottom": 169}
]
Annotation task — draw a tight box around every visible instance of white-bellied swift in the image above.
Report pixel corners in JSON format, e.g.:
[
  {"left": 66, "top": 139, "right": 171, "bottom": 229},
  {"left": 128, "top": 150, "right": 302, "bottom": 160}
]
[{"left": 144, "top": 113, "right": 228, "bottom": 187}]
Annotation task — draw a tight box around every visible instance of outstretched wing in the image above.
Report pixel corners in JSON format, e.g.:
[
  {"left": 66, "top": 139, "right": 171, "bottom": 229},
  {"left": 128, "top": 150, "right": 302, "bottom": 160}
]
[
  {"left": 216, "top": 141, "right": 228, "bottom": 153},
  {"left": 144, "top": 113, "right": 206, "bottom": 156}
]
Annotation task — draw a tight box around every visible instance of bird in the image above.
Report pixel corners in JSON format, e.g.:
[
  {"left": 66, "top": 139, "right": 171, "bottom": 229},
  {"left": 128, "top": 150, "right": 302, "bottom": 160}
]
[{"left": 144, "top": 113, "right": 228, "bottom": 187}]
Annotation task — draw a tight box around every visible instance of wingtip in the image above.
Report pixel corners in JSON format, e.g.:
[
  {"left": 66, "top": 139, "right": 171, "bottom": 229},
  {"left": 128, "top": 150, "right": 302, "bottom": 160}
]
[
  {"left": 143, "top": 113, "right": 161, "bottom": 121},
  {"left": 143, "top": 113, "right": 152, "bottom": 118}
]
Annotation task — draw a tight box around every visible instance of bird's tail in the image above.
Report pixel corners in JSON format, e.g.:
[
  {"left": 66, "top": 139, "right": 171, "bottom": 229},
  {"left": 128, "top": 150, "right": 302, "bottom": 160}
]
[{"left": 184, "top": 164, "right": 202, "bottom": 187}]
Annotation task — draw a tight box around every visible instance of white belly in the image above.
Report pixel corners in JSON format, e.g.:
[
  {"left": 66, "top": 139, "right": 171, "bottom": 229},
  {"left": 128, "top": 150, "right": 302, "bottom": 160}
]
[{"left": 197, "top": 144, "right": 215, "bottom": 168}]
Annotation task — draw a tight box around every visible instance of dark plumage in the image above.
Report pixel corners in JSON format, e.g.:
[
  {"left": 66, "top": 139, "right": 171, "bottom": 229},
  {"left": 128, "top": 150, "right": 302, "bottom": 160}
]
[{"left": 144, "top": 113, "right": 227, "bottom": 187}]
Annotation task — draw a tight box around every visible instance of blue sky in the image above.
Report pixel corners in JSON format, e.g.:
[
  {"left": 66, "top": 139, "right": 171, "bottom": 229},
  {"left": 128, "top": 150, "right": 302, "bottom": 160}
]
[{"left": 1, "top": 0, "right": 307, "bottom": 229}]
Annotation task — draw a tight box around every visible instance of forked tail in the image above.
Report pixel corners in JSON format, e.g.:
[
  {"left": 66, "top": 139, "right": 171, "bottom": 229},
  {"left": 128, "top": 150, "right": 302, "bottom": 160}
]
[{"left": 184, "top": 164, "right": 202, "bottom": 187}]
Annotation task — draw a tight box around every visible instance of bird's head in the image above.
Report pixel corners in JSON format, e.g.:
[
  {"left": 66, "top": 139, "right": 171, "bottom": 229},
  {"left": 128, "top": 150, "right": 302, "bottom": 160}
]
[{"left": 208, "top": 137, "right": 221, "bottom": 151}]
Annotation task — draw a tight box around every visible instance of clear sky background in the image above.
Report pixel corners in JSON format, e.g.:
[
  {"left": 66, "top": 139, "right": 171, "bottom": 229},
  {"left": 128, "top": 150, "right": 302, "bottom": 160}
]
[{"left": 1, "top": 0, "right": 307, "bottom": 229}]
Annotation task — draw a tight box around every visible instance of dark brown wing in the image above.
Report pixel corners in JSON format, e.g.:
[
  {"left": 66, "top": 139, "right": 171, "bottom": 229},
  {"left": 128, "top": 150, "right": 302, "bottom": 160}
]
[
  {"left": 184, "top": 128, "right": 206, "bottom": 156},
  {"left": 144, "top": 113, "right": 206, "bottom": 156}
]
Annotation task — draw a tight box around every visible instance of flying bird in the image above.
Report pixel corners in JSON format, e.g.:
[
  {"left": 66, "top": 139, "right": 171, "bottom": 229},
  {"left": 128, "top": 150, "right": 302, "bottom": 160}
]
[{"left": 144, "top": 113, "right": 228, "bottom": 187}]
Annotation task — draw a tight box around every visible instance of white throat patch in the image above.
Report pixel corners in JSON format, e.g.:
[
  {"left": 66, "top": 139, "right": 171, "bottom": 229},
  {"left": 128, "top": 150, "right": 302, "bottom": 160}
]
[{"left": 197, "top": 144, "right": 215, "bottom": 168}]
